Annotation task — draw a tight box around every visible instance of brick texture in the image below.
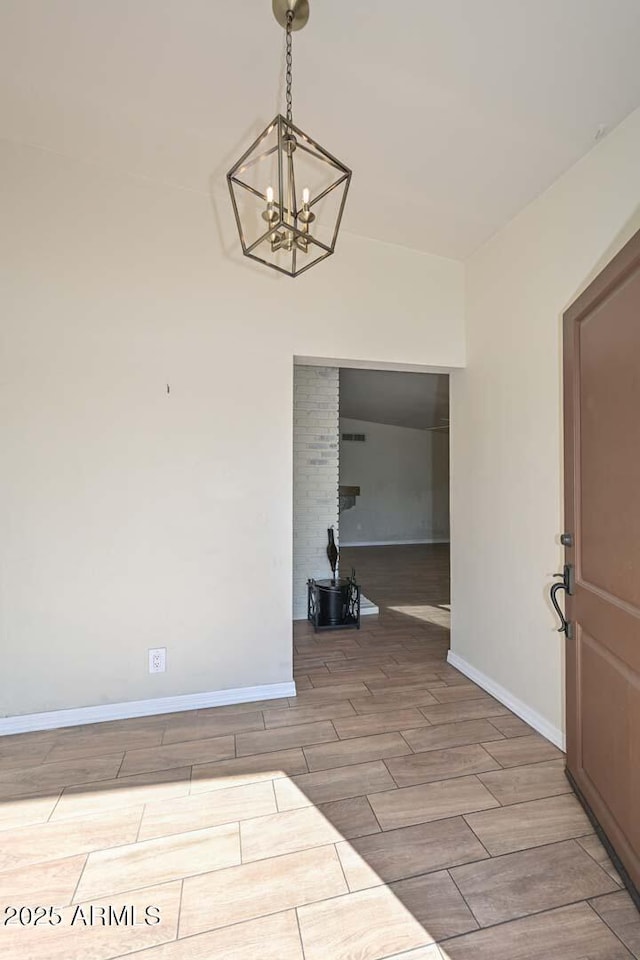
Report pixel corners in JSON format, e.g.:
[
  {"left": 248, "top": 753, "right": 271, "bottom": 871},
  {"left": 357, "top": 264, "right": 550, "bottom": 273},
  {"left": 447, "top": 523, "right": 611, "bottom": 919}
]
[{"left": 293, "top": 365, "right": 340, "bottom": 619}]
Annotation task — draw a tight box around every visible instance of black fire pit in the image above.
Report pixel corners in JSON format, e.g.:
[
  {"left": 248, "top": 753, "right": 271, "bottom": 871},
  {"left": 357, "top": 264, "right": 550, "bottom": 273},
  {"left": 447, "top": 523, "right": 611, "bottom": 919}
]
[
  {"left": 307, "top": 527, "right": 361, "bottom": 631},
  {"left": 308, "top": 577, "right": 361, "bottom": 631}
]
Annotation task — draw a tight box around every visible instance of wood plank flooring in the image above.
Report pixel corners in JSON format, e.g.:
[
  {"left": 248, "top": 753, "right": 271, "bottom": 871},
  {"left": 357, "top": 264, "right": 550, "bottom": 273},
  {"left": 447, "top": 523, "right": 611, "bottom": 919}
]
[{"left": 0, "top": 545, "right": 637, "bottom": 959}]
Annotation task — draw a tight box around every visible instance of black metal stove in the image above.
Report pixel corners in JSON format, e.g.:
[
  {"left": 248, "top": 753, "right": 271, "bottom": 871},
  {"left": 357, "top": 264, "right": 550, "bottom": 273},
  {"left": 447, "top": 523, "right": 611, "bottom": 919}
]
[{"left": 307, "top": 528, "right": 361, "bottom": 631}]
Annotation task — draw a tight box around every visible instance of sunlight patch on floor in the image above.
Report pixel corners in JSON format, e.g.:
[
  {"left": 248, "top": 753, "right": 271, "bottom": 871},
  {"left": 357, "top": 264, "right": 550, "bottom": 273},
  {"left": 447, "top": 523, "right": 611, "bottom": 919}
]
[
  {"left": 0, "top": 769, "right": 447, "bottom": 960},
  {"left": 387, "top": 604, "right": 451, "bottom": 627}
]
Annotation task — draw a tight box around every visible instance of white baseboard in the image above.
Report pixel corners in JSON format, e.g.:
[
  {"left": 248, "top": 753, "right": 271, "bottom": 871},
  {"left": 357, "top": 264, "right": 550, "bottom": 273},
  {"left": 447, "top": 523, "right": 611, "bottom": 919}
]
[
  {"left": 446, "top": 650, "right": 565, "bottom": 751},
  {"left": 340, "top": 539, "right": 450, "bottom": 547},
  {"left": 0, "top": 681, "right": 297, "bottom": 736}
]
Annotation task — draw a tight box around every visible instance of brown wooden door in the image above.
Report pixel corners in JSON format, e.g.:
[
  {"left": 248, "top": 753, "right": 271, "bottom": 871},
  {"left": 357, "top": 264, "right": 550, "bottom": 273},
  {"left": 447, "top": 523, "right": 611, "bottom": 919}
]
[{"left": 563, "top": 228, "right": 640, "bottom": 896}]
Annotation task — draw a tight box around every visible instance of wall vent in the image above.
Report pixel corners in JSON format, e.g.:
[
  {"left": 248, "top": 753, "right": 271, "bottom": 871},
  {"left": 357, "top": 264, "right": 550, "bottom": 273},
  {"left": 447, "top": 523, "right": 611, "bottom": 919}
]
[{"left": 342, "top": 433, "right": 366, "bottom": 442}]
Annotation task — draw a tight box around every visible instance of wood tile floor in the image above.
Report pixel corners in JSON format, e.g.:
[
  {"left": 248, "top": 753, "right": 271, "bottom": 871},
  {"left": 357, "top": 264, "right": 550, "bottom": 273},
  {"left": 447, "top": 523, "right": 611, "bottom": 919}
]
[{"left": 0, "top": 545, "right": 638, "bottom": 959}]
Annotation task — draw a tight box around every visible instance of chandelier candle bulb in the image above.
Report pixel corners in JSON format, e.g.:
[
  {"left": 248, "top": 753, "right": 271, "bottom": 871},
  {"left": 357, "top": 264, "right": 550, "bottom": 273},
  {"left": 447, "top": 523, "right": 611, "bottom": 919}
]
[
  {"left": 227, "top": 0, "right": 351, "bottom": 277},
  {"left": 262, "top": 185, "right": 279, "bottom": 230}
]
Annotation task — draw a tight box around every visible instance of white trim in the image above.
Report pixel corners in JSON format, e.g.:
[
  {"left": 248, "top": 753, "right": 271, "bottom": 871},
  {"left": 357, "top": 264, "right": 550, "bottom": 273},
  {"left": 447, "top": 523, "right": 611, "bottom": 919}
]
[
  {"left": 294, "top": 356, "right": 460, "bottom": 375},
  {"left": 340, "top": 539, "right": 450, "bottom": 547},
  {"left": 0, "top": 681, "right": 297, "bottom": 736},
  {"left": 446, "top": 650, "right": 565, "bottom": 750},
  {"left": 360, "top": 594, "right": 380, "bottom": 617}
]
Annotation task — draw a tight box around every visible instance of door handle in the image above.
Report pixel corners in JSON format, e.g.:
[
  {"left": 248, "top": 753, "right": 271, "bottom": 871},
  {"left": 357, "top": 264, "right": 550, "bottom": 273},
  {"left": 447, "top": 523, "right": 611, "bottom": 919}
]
[{"left": 550, "top": 564, "right": 574, "bottom": 637}]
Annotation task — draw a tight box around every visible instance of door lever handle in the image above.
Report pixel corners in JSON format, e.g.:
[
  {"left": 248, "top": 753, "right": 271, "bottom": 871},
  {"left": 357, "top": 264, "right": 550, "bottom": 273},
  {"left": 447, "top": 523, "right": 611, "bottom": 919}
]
[
  {"left": 550, "top": 579, "right": 569, "bottom": 635},
  {"left": 549, "top": 564, "right": 574, "bottom": 637}
]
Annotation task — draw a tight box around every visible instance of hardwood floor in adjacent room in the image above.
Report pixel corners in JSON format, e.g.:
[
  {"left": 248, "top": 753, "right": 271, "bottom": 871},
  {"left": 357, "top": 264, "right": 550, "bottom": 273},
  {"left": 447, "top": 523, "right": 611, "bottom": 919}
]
[
  {"left": 340, "top": 543, "right": 451, "bottom": 620},
  {"left": 0, "top": 545, "right": 637, "bottom": 959}
]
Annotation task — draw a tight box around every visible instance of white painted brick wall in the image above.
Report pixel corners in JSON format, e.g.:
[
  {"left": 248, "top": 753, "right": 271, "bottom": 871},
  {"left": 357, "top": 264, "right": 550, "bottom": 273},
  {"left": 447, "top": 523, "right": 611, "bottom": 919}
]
[{"left": 293, "top": 365, "right": 339, "bottom": 620}]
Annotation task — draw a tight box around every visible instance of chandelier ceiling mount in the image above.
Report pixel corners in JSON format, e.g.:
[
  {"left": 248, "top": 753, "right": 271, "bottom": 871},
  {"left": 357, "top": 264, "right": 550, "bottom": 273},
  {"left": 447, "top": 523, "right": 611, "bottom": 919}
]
[{"left": 272, "top": 0, "right": 309, "bottom": 31}]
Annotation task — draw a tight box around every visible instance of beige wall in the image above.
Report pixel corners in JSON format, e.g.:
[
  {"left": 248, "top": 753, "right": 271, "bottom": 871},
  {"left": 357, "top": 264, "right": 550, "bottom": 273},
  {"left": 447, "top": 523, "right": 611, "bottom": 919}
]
[
  {"left": 0, "top": 139, "right": 465, "bottom": 718},
  {"left": 451, "top": 106, "right": 640, "bottom": 743}
]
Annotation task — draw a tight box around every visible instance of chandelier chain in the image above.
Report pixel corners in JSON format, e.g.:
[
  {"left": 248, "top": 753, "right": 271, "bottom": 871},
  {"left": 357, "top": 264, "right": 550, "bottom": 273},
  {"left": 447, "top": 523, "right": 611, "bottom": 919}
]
[{"left": 285, "top": 9, "right": 293, "bottom": 122}]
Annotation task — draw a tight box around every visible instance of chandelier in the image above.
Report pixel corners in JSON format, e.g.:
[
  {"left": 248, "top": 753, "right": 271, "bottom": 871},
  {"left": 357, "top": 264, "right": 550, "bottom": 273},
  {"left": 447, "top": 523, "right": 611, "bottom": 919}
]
[{"left": 227, "top": 0, "right": 352, "bottom": 278}]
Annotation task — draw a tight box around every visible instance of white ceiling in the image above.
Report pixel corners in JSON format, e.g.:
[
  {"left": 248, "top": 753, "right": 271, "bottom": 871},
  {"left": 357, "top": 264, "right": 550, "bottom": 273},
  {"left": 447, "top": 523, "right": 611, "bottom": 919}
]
[
  {"left": 340, "top": 370, "right": 449, "bottom": 431},
  {"left": 1, "top": 1, "right": 640, "bottom": 259}
]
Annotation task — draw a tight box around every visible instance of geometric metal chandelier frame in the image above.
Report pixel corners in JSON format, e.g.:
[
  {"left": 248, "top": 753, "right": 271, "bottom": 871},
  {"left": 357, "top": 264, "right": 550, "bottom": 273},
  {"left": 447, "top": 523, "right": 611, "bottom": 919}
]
[{"left": 227, "top": 0, "right": 352, "bottom": 278}]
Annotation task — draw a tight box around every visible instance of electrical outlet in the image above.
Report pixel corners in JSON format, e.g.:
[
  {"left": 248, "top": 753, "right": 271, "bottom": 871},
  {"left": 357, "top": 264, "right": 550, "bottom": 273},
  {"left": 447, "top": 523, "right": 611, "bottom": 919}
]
[{"left": 148, "top": 647, "right": 166, "bottom": 674}]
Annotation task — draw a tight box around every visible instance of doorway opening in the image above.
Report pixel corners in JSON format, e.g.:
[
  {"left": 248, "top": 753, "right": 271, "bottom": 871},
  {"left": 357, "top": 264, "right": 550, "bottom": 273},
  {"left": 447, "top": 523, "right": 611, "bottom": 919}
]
[
  {"left": 338, "top": 368, "right": 450, "bottom": 635},
  {"left": 292, "top": 362, "right": 450, "bottom": 645}
]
